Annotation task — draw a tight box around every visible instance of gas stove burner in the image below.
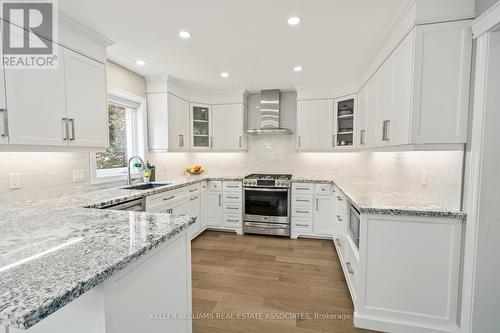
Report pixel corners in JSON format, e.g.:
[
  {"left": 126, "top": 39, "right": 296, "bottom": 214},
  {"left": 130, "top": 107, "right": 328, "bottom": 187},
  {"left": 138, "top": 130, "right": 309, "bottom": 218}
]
[{"left": 243, "top": 174, "right": 292, "bottom": 188}]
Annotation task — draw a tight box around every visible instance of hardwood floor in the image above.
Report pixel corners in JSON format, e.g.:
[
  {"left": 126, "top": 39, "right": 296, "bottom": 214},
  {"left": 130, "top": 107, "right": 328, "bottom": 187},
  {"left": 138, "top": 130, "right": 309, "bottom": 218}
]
[{"left": 191, "top": 231, "right": 376, "bottom": 333}]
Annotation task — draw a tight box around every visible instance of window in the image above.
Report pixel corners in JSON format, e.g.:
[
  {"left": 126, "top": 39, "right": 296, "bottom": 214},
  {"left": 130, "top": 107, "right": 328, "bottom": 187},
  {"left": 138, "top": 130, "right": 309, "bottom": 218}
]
[{"left": 90, "top": 89, "right": 146, "bottom": 184}]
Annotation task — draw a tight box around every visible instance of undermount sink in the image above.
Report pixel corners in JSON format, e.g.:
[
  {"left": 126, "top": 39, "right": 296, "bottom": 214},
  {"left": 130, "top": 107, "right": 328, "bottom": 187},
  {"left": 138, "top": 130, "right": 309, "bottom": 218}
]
[{"left": 121, "top": 182, "right": 172, "bottom": 190}]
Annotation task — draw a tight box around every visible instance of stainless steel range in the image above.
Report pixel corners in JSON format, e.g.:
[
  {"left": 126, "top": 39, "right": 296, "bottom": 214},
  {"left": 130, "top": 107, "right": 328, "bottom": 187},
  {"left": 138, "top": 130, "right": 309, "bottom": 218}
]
[{"left": 243, "top": 174, "right": 292, "bottom": 237}]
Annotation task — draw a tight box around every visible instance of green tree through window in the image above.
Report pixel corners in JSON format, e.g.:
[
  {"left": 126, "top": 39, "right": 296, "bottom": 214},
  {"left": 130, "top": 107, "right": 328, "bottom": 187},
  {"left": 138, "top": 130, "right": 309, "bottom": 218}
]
[{"left": 96, "top": 103, "right": 128, "bottom": 169}]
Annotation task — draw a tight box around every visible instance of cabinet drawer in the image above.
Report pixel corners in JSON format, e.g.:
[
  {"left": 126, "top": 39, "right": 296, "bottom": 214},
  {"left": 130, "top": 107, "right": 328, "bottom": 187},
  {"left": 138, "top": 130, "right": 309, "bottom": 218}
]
[
  {"left": 344, "top": 242, "right": 359, "bottom": 302},
  {"left": 292, "top": 206, "right": 313, "bottom": 218},
  {"left": 209, "top": 180, "right": 222, "bottom": 191},
  {"left": 292, "top": 218, "right": 313, "bottom": 233},
  {"left": 224, "top": 202, "right": 242, "bottom": 213},
  {"left": 224, "top": 214, "right": 242, "bottom": 226},
  {"left": 292, "top": 183, "right": 314, "bottom": 195},
  {"left": 223, "top": 181, "right": 242, "bottom": 192},
  {"left": 223, "top": 192, "right": 242, "bottom": 203},
  {"left": 146, "top": 188, "right": 185, "bottom": 207},
  {"left": 200, "top": 180, "right": 208, "bottom": 191},
  {"left": 315, "top": 183, "right": 333, "bottom": 196},
  {"left": 185, "top": 184, "right": 200, "bottom": 195},
  {"left": 292, "top": 194, "right": 313, "bottom": 206}
]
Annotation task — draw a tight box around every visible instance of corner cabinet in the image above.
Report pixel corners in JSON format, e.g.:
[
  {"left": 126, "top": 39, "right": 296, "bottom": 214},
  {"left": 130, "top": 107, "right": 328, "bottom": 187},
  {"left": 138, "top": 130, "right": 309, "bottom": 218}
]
[
  {"left": 190, "top": 103, "right": 212, "bottom": 150},
  {"left": 296, "top": 99, "right": 335, "bottom": 151},
  {"left": 358, "top": 20, "right": 472, "bottom": 149}
]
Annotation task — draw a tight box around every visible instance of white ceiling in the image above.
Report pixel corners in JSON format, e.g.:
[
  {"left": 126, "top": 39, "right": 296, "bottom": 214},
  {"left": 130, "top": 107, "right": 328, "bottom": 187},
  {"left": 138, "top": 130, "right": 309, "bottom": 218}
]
[{"left": 59, "top": 0, "right": 407, "bottom": 92}]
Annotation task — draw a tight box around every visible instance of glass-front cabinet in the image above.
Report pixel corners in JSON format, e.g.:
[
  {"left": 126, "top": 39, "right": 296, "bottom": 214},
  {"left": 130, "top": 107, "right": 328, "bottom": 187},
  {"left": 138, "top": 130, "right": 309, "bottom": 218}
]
[
  {"left": 334, "top": 95, "right": 356, "bottom": 148},
  {"left": 190, "top": 103, "right": 212, "bottom": 150}
]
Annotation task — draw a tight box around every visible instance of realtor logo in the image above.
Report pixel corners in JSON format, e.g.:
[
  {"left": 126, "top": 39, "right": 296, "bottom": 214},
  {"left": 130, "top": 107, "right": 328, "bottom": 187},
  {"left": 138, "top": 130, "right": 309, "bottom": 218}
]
[{"left": 1, "top": 0, "right": 58, "bottom": 69}]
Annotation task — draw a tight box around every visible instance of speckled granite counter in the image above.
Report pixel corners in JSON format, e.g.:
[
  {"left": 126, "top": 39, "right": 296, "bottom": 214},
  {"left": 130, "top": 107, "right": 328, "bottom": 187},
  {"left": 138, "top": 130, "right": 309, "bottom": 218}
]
[
  {"left": 292, "top": 176, "right": 465, "bottom": 219},
  {"left": 0, "top": 178, "right": 226, "bottom": 329}
]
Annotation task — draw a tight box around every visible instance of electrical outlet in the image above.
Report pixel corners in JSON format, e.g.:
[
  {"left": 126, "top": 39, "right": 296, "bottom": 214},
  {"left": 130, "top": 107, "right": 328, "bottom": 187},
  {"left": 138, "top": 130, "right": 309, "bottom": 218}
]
[
  {"left": 73, "top": 169, "right": 85, "bottom": 182},
  {"left": 9, "top": 173, "right": 21, "bottom": 189}
]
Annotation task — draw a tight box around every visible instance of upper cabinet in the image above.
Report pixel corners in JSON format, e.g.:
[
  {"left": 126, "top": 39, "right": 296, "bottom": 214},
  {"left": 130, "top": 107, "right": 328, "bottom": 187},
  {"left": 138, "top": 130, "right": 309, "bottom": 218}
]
[
  {"left": 190, "top": 103, "right": 212, "bottom": 150},
  {"left": 334, "top": 95, "right": 356, "bottom": 149},
  {"left": 212, "top": 104, "right": 247, "bottom": 151},
  {"left": 0, "top": 19, "right": 110, "bottom": 151},
  {"left": 147, "top": 92, "right": 190, "bottom": 152},
  {"left": 358, "top": 20, "right": 472, "bottom": 149},
  {"left": 296, "top": 99, "right": 334, "bottom": 151}
]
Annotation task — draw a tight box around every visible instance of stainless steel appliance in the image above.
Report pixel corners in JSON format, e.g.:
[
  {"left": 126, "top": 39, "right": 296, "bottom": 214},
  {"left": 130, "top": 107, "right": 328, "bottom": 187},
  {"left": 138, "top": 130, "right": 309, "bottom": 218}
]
[
  {"left": 243, "top": 174, "right": 292, "bottom": 237},
  {"left": 102, "top": 198, "right": 145, "bottom": 212},
  {"left": 349, "top": 204, "right": 360, "bottom": 248}
]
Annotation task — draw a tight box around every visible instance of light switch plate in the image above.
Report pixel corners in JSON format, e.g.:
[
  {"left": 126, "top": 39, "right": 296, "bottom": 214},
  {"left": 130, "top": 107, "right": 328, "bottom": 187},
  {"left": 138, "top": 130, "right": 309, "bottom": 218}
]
[
  {"left": 73, "top": 169, "right": 85, "bottom": 182},
  {"left": 9, "top": 173, "right": 21, "bottom": 189}
]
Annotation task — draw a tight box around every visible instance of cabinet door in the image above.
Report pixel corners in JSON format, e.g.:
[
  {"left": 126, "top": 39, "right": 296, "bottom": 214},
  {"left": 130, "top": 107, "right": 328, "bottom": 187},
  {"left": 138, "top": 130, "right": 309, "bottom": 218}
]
[
  {"left": 314, "top": 195, "right": 335, "bottom": 235},
  {"left": 191, "top": 103, "right": 212, "bottom": 150},
  {"left": 64, "top": 48, "right": 108, "bottom": 148},
  {"left": 186, "top": 194, "right": 201, "bottom": 238},
  {"left": 206, "top": 192, "right": 223, "bottom": 226},
  {"left": 364, "top": 74, "right": 378, "bottom": 148},
  {"left": 389, "top": 30, "right": 414, "bottom": 146},
  {"left": 334, "top": 96, "right": 356, "bottom": 148},
  {"left": 297, "top": 99, "right": 334, "bottom": 151},
  {"left": 356, "top": 87, "right": 367, "bottom": 147},
  {"left": 212, "top": 104, "right": 244, "bottom": 151},
  {"left": 168, "top": 93, "right": 190, "bottom": 151},
  {"left": 200, "top": 189, "right": 208, "bottom": 229},
  {"left": 4, "top": 43, "right": 68, "bottom": 146},
  {"left": 374, "top": 58, "right": 393, "bottom": 147}
]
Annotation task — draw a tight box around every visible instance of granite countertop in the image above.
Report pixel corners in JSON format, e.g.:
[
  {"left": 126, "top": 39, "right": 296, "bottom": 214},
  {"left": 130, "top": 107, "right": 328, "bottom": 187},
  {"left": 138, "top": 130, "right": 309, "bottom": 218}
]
[
  {"left": 291, "top": 176, "right": 466, "bottom": 219},
  {"left": 0, "top": 178, "right": 218, "bottom": 330}
]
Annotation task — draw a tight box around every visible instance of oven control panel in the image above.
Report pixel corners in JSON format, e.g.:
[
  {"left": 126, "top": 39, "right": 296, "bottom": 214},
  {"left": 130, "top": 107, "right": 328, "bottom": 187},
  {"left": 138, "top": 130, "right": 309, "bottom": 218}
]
[{"left": 243, "top": 179, "right": 290, "bottom": 187}]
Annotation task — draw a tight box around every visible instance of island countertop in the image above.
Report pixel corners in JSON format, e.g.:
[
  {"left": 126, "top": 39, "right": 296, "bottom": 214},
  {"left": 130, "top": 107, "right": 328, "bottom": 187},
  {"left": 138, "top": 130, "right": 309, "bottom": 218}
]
[{"left": 0, "top": 184, "right": 198, "bottom": 330}]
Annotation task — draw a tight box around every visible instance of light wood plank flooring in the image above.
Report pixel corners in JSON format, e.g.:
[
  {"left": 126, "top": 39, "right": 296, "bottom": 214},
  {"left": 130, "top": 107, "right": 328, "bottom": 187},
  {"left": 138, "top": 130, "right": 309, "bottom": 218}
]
[{"left": 191, "top": 231, "right": 376, "bottom": 333}]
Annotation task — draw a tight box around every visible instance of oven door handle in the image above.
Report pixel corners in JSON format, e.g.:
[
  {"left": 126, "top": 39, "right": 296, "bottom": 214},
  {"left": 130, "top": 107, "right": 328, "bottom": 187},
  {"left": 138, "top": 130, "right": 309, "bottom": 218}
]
[
  {"left": 244, "top": 187, "right": 289, "bottom": 192},
  {"left": 244, "top": 222, "right": 289, "bottom": 229}
]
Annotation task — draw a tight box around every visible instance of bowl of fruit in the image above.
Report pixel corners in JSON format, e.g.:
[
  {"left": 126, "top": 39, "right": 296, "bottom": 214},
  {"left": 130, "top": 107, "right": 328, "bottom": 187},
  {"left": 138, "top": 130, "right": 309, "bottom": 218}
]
[{"left": 185, "top": 165, "right": 205, "bottom": 175}]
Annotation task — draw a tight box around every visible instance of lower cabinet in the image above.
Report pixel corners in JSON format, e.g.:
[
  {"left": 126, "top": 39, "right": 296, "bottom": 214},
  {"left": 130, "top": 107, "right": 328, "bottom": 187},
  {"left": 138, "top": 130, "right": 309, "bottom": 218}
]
[
  {"left": 291, "top": 183, "right": 336, "bottom": 239},
  {"left": 186, "top": 193, "right": 201, "bottom": 239},
  {"left": 206, "top": 191, "right": 223, "bottom": 227},
  {"left": 206, "top": 181, "right": 243, "bottom": 234}
]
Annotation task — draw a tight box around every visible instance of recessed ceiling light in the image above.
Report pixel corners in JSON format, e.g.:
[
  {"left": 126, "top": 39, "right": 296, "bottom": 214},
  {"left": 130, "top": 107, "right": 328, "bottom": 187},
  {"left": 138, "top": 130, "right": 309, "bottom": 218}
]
[
  {"left": 220, "top": 72, "right": 229, "bottom": 78},
  {"left": 294, "top": 66, "right": 303, "bottom": 72},
  {"left": 136, "top": 60, "right": 146, "bottom": 66},
  {"left": 288, "top": 16, "right": 301, "bottom": 26},
  {"left": 179, "top": 30, "right": 191, "bottom": 39}
]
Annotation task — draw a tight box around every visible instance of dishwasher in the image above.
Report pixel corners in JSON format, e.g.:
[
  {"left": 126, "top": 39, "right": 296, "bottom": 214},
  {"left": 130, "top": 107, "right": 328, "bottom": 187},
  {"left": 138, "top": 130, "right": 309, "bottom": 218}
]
[{"left": 102, "top": 198, "right": 145, "bottom": 212}]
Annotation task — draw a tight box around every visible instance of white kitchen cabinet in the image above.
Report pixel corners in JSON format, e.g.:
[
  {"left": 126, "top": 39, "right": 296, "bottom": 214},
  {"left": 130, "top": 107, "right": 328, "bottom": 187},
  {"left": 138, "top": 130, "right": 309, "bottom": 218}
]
[
  {"left": 64, "top": 48, "right": 108, "bottom": 148},
  {"left": 374, "top": 58, "right": 393, "bottom": 147},
  {"left": 212, "top": 104, "right": 246, "bottom": 151},
  {"left": 4, "top": 43, "right": 68, "bottom": 147},
  {"left": 355, "top": 87, "right": 367, "bottom": 147},
  {"left": 190, "top": 103, "right": 212, "bottom": 150},
  {"left": 206, "top": 191, "right": 223, "bottom": 227},
  {"left": 296, "top": 99, "right": 334, "bottom": 151},
  {"left": 147, "top": 93, "right": 190, "bottom": 152},
  {"left": 186, "top": 193, "right": 201, "bottom": 239},
  {"left": 313, "top": 189, "right": 335, "bottom": 236},
  {"left": 334, "top": 96, "right": 356, "bottom": 149},
  {"left": 0, "top": 61, "right": 7, "bottom": 145},
  {"left": 200, "top": 181, "right": 208, "bottom": 230}
]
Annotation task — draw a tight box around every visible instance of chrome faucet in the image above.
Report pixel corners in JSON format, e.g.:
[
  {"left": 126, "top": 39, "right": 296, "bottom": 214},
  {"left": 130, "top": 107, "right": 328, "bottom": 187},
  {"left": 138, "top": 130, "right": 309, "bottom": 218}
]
[{"left": 127, "top": 156, "right": 146, "bottom": 185}]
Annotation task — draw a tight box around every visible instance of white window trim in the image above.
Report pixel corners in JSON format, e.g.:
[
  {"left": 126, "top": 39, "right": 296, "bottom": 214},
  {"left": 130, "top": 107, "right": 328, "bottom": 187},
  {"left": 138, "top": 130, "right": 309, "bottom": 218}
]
[{"left": 90, "top": 87, "right": 148, "bottom": 185}]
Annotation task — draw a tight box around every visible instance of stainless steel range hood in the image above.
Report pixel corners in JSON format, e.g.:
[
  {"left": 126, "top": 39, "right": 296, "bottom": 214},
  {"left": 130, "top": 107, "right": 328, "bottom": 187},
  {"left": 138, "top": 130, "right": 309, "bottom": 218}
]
[{"left": 247, "top": 89, "right": 293, "bottom": 135}]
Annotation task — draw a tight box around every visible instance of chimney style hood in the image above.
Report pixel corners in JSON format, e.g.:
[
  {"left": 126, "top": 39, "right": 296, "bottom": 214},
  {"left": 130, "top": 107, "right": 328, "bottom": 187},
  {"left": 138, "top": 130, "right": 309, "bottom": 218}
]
[{"left": 247, "top": 89, "right": 293, "bottom": 135}]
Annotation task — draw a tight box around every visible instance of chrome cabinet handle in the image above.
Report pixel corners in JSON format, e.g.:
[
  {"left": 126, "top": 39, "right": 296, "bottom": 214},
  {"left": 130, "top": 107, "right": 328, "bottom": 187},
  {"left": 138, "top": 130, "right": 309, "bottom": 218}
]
[
  {"left": 226, "top": 185, "right": 239, "bottom": 188},
  {"left": 179, "top": 134, "right": 184, "bottom": 147},
  {"left": 218, "top": 194, "right": 221, "bottom": 206},
  {"left": 227, "top": 206, "right": 239, "bottom": 210},
  {"left": 62, "top": 118, "right": 69, "bottom": 141},
  {"left": 337, "top": 196, "right": 342, "bottom": 201},
  {"left": 0, "top": 109, "right": 8, "bottom": 137},
  {"left": 227, "top": 219, "right": 239, "bottom": 223},
  {"left": 295, "top": 199, "right": 310, "bottom": 202},
  {"left": 332, "top": 134, "right": 336, "bottom": 147},
  {"left": 226, "top": 195, "right": 239, "bottom": 199},
  {"left": 316, "top": 198, "right": 319, "bottom": 211},
  {"left": 162, "top": 195, "right": 175, "bottom": 201},
  {"left": 335, "top": 238, "right": 342, "bottom": 247},
  {"left": 189, "top": 188, "right": 198, "bottom": 192},
  {"left": 295, "top": 187, "right": 309, "bottom": 191},
  {"left": 190, "top": 196, "right": 199, "bottom": 201},
  {"left": 210, "top": 137, "right": 213, "bottom": 148},
  {"left": 336, "top": 215, "right": 343, "bottom": 222},
  {"left": 360, "top": 129, "right": 366, "bottom": 145},
  {"left": 298, "top": 135, "right": 301, "bottom": 148},
  {"left": 296, "top": 209, "right": 309, "bottom": 213},
  {"left": 382, "top": 120, "right": 391, "bottom": 141},
  {"left": 346, "top": 262, "right": 354, "bottom": 274},
  {"left": 69, "top": 119, "right": 76, "bottom": 141},
  {"left": 295, "top": 223, "right": 309, "bottom": 227},
  {"left": 239, "top": 136, "right": 242, "bottom": 148}
]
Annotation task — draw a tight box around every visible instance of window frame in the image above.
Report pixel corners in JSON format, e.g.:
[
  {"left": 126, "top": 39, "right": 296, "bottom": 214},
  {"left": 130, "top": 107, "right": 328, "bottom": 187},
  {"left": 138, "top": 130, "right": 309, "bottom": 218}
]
[{"left": 90, "top": 88, "right": 147, "bottom": 185}]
